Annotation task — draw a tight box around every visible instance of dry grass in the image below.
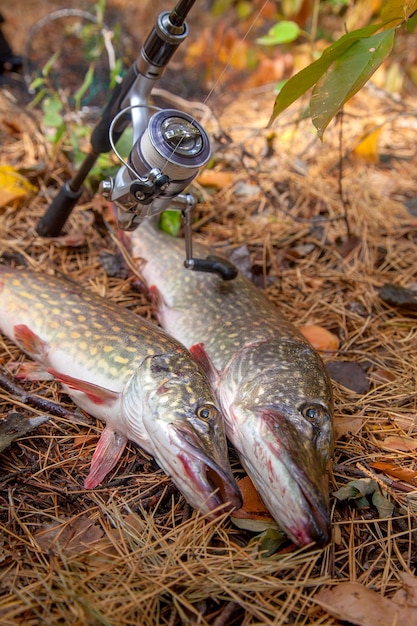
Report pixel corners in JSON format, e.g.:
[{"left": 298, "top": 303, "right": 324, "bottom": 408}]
[{"left": 1, "top": 76, "right": 417, "bottom": 625}]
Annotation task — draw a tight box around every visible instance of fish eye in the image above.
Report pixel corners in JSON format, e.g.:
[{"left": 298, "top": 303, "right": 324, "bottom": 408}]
[
  {"left": 304, "top": 406, "right": 317, "bottom": 420},
  {"left": 197, "top": 404, "right": 217, "bottom": 420},
  {"left": 300, "top": 403, "right": 326, "bottom": 427}
]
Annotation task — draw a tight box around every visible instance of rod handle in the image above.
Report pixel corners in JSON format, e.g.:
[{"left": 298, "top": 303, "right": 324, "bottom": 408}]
[{"left": 36, "top": 183, "right": 83, "bottom": 237}]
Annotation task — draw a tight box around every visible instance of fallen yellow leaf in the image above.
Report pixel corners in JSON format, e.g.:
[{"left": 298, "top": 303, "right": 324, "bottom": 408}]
[
  {"left": 352, "top": 126, "right": 382, "bottom": 163},
  {"left": 0, "top": 165, "right": 37, "bottom": 208},
  {"left": 299, "top": 324, "right": 339, "bottom": 351}
]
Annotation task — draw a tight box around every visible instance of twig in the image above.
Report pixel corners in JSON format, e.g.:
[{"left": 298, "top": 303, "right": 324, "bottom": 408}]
[
  {"left": 0, "top": 369, "right": 75, "bottom": 418},
  {"left": 337, "top": 109, "right": 352, "bottom": 238},
  {"left": 213, "top": 601, "right": 240, "bottom": 626}
]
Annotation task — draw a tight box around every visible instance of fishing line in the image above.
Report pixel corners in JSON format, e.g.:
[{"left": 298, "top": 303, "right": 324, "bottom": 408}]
[
  {"left": 158, "top": 0, "right": 271, "bottom": 175},
  {"left": 202, "top": 0, "right": 271, "bottom": 107},
  {"left": 107, "top": 2, "right": 273, "bottom": 210}
]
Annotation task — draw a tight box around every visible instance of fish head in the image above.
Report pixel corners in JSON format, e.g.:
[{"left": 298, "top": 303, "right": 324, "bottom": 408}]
[
  {"left": 227, "top": 340, "right": 334, "bottom": 546},
  {"left": 129, "top": 351, "right": 242, "bottom": 518}
]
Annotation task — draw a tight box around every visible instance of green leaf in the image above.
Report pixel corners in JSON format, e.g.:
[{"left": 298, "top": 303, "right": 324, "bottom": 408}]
[
  {"left": 96, "top": 0, "right": 106, "bottom": 25},
  {"left": 311, "top": 28, "right": 395, "bottom": 137},
  {"left": 268, "top": 21, "right": 384, "bottom": 125},
  {"left": 333, "top": 478, "right": 394, "bottom": 518},
  {"left": 333, "top": 478, "right": 377, "bottom": 501},
  {"left": 160, "top": 210, "right": 182, "bottom": 237},
  {"left": 73, "top": 63, "right": 96, "bottom": 111},
  {"left": 30, "top": 77, "right": 46, "bottom": 90},
  {"left": 115, "top": 127, "right": 134, "bottom": 160},
  {"left": 42, "top": 50, "right": 61, "bottom": 78},
  {"left": 256, "top": 21, "right": 300, "bottom": 46},
  {"left": 110, "top": 59, "right": 124, "bottom": 89},
  {"left": 42, "top": 96, "right": 64, "bottom": 128},
  {"left": 372, "top": 489, "right": 394, "bottom": 518},
  {"left": 355, "top": 496, "right": 371, "bottom": 508},
  {"left": 52, "top": 123, "right": 66, "bottom": 145},
  {"left": 249, "top": 528, "right": 288, "bottom": 557}
]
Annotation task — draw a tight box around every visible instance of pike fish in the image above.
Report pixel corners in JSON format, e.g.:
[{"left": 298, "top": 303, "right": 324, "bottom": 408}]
[
  {"left": 126, "top": 221, "right": 334, "bottom": 546},
  {"left": 0, "top": 266, "right": 242, "bottom": 516}
]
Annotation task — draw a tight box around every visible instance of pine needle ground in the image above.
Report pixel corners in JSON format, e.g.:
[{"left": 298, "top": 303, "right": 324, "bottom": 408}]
[{"left": 0, "top": 81, "right": 417, "bottom": 625}]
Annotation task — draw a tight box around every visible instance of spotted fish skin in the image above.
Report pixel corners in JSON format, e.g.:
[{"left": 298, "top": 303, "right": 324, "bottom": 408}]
[
  {"left": 126, "top": 221, "right": 334, "bottom": 546},
  {"left": 0, "top": 266, "right": 241, "bottom": 516}
]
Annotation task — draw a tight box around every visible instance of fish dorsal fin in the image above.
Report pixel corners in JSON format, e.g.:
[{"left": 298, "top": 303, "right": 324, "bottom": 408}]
[
  {"left": 84, "top": 426, "right": 128, "bottom": 488},
  {"left": 48, "top": 368, "right": 120, "bottom": 406},
  {"left": 190, "top": 343, "right": 219, "bottom": 383}
]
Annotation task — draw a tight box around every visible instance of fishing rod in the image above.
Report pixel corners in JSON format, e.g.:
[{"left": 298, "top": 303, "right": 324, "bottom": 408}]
[{"left": 36, "top": 0, "right": 237, "bottom": 280}]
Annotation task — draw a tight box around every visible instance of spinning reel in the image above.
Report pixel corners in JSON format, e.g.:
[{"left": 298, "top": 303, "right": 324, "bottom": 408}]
[{"left": 36, "top": 0, "right": 237, "bottom": 281}]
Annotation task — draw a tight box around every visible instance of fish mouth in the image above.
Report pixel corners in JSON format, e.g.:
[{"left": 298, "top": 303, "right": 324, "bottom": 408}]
[
  {"left": 178, "top": 451, "right": 242, "bottom": 517},
  {"left": 238, "top": 406, "right": 332, "bottom": 547},
  {"left": 241, "top": 453, "right": 331, "bottom": 546},
  {"left": 172, "top": 424, "right": 242, "bottom": 518},
  {"left": 300, "top": 489, "right": 330, "bottom": 546},
  {"left": 288, "top": 465, "right": 331, "bottom": 546}
]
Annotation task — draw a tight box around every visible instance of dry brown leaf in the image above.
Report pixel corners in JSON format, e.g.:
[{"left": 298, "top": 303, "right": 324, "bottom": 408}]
[
  {"left": 49, "top": 232, "right": 87, "bottom": 247},
  {"left": 244, "top": 54, "right": 290, "bottom": 88},
  {"left": 379, "top": 435, "right": 417, "bottom": 452},
  {"left": 334, "top": 415, "right": 364, "bottom": 439},
  {"left": 392, "top": 572, "right": 417, "bottom": 610},
  {"left": 315, "top": 580, "right": 417, "bottom": 626},
  {"left": 231, "top": 476, "right": 278, "bottom": 532},
  {"left": 344, "top": 0, "right": 380, "bottom": 31},
  {"left": 184, "top": 23, "right": 252, "bottom": 83},
  {"left": 72, "top": 434, "right": 98, "bottom": 448},
  {"left": 387, "top": 413, "right": 417, "bottom": 432},
  {"left": 370, "top": 367, "right": 396, "bottom": 384},
  {"left": 326, "top": 361, "right": 369, "bottom": 394},
  {"left": 35, "top": 515, "right": 103, "bottom": 556}
]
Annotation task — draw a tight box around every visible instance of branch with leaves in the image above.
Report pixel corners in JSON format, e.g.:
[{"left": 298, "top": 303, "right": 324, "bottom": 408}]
[{"left": 268, "top": 0, "right": 417, "bottom": 137}]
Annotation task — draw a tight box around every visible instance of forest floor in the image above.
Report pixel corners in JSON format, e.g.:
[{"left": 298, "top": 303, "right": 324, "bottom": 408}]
[{"left": 1, "top": 1, "right": 417, "bottom": 624}]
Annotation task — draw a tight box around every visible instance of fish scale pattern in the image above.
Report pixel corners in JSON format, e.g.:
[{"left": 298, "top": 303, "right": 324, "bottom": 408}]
[{"left": 0, "top": 268, "right": 190, "bottom": 381}]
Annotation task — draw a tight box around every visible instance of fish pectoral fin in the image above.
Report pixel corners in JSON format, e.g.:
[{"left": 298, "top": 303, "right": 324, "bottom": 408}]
[
  {"left": 47, "top": 369, "right": 121, "bottom": 406},
  {"left": 190, "top": 343, "right": 219, "bottom": 382},
  {"left": 84, "top": 426, "right": 128, "bottom": 488},
  {"left": 7, "top": 360, "right": 55, "bottom": 381},
  {"left": 14, "top": 324, "right": 48, "bottom": 360}
]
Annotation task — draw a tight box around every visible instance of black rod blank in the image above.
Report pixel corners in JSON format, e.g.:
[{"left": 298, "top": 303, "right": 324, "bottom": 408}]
[{"left": 169, "top": 0, "right": 197, "bottom": 26}]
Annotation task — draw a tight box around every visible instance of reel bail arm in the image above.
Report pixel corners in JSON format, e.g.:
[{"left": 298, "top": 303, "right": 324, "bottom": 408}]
[{"left": 178, "top": 194, "right": 238, "bottom": 281}]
